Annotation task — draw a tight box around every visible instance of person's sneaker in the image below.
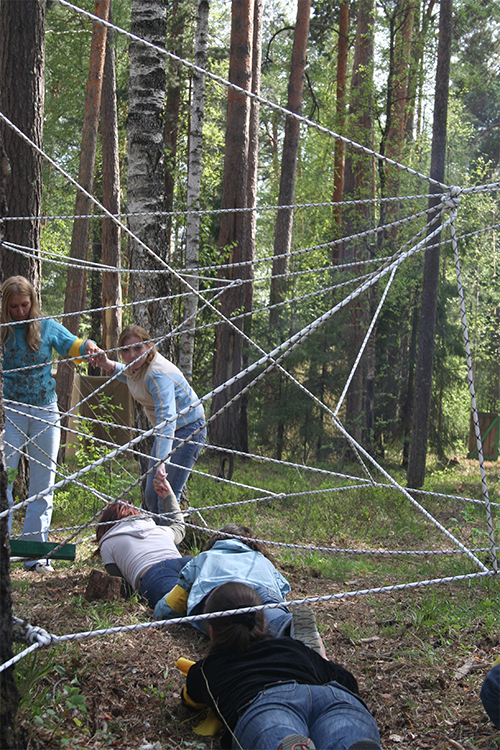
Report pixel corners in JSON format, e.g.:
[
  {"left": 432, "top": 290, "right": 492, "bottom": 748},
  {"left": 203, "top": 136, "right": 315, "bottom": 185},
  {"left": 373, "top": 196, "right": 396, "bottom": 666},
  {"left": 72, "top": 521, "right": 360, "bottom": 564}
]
[
  {"left": 291, "top": 605, "right": 323, "bottom": 655},
  {"left": 278, "top": 735, "right": 316, "bottom": 750},
  {"left": 27, "top": 562, "right": 54, "bottom": 573},
  {"left": 348, "top": 741, "right": 382, "bottom": 749}
]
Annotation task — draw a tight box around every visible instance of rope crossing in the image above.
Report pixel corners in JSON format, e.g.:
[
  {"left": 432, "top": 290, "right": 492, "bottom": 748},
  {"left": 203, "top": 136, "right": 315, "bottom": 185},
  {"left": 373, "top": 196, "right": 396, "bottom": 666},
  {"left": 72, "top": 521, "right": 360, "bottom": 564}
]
[{"left": 1, "top": 3, "right": 499, "bottom": 678}]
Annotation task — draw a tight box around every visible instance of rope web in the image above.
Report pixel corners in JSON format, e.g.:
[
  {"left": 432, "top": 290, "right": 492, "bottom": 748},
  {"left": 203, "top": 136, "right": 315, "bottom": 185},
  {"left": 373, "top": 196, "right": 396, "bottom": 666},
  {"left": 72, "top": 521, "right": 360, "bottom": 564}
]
[{"left": 1, "top": 0, "right": 499, "bottom": 671}]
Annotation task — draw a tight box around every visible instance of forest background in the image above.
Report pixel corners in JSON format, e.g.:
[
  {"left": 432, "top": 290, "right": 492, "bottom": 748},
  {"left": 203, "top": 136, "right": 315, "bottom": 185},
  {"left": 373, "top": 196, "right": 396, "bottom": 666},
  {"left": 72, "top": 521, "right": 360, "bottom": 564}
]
[
  {"left": 1, "top": 0, "right": 500, "bottom": 480},
  {"left": 0, "top": 1, "right": 500, "bottom": 748}
]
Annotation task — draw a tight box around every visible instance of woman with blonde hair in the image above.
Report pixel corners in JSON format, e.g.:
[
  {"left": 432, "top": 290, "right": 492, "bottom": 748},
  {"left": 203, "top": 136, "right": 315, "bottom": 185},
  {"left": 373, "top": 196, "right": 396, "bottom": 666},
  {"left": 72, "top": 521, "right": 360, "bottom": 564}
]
[
  {"left": 94, "top": 324, "right": 206, "bottom": 515},
  {"left": 1, "top": 275, "right": 98, "bottom": 572}
]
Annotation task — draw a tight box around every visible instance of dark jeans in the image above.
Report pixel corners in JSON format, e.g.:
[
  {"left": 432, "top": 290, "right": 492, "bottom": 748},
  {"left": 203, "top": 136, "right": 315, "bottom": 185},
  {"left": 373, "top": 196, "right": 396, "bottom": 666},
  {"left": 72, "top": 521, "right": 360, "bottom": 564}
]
[
  {"left": 145, "top": 418, "right": 207, "bottom": 516},
  {"left": 480, "top": 663, "right": 500, "bottom": 728},
  {"left": 139, "top": 557, "right": 193, "bottom": 609}
]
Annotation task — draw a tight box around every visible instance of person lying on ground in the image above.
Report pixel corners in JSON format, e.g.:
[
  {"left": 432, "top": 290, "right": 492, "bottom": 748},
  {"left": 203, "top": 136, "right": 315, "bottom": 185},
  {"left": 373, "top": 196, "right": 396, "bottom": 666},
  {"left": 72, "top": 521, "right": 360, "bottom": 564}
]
[
  {"left": 153, "top": 523, "right": 298, "bottom": 639},
  {"left": 180, "top": 581, "right": 382, "bottom": 750},
  {"left": 95, "top": 478, "right": 191, "bottom": 608}
]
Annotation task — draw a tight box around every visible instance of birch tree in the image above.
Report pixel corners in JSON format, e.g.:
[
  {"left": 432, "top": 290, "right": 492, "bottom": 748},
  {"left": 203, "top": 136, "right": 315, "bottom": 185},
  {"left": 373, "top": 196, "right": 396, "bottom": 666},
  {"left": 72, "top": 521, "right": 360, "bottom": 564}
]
[
  {"left": 179, "top": 0, "right": 209, "bottom": 382},
  {"left": 128, "top": 0, "right": 173, "bottom": 350}
]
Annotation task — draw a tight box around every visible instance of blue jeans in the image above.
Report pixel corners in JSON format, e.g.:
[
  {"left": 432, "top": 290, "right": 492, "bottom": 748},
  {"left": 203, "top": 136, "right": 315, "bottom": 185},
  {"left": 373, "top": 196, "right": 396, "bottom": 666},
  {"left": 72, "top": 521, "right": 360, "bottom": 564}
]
[
  {"left": 233, "top": 681, "right": 380, "bottom": 750},
  {"left": 5, "top": 402, "right": 60, "bottom": 568},
  {"left": 145, "top": 418, "right": 206, "bottom": 518},
  {"left": 139, "top": 557, "right": 192, "bottom": 609},
  {"left": 480, "top": 663, "right": 500, "bottom": 728}
]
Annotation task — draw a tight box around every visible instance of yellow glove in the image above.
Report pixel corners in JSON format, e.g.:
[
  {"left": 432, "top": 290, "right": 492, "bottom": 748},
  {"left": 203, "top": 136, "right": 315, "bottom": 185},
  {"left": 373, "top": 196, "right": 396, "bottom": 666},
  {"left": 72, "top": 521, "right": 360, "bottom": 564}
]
[
  {"left": 193, "top": 710, "right": 223, "bottom": 736},
  {"left": 175, "top": 657, "right": 195, "bottom": 675},
  {"left": 165, "top": 584, "right": 188, "bottom": 613}
]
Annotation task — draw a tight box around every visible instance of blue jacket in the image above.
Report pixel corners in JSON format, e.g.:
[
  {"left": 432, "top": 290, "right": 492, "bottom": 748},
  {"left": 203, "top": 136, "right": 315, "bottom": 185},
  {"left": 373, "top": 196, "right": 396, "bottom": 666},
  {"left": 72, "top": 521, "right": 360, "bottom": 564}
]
[
  {"left": 153, "top": 538, "right": 291, "bottom": 620},
  {"left": 3, "top": 318, "right": 85, "bottom": 406}
]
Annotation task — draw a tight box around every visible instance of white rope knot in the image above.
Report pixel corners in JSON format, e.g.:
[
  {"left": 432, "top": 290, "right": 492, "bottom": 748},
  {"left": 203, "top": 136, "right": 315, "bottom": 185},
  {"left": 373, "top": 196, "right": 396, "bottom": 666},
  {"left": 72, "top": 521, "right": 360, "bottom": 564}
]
[
  {"left": 13, "top": 616, "right": 53, "bottom": 647},
  {"left": 441, "top": 186, "right": 462, "bottom": 210}
]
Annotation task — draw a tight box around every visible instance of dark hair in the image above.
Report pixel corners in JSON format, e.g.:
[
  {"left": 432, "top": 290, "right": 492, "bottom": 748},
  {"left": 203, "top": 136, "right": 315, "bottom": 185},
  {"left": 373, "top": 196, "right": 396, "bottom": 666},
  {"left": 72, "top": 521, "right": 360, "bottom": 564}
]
[
  {"left": 203, "top": 523, "right": 274, "bottom": 562},
  {"left": 96, "top": 502, "right": 141, "bottom": 543},
  {"left": 205, "top": 582, "right": 267, "bottom": 654}
]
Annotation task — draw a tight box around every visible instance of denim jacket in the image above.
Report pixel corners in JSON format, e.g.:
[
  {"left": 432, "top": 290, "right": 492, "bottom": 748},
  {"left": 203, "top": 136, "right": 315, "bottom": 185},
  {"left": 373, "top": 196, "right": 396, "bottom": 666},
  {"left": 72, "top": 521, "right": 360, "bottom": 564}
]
[{"left": 153, "top": 538, "right": 290, "bottom": 620}]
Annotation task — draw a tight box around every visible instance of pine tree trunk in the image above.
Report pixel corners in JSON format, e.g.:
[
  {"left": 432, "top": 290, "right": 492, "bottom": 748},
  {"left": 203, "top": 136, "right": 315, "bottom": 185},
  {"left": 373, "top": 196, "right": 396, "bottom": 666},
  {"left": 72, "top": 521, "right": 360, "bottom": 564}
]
[
  {"left": 240, "top": 0, "right": 263, "bottom": 454},
  {"left": 210, "top": 0, "right": 254, "bottom": 450},
  {"left": 128, "top": 0, "right": 173, "bottom": 354},
  {"left": 56, "top": 0, "right": 110, "bottom": 452},
  {"left": 179, "top": 0, "right": 209, "bottom": 382},
  {"left": 0, "top": 0, "right": 45, "bottom": 287},
  {"left": 269, "top": 0, "right": 311, "bottom": 333},
  {"left": 332, "top": 0, "right": 349, "bottom": 239},
  {"left": 101, "top": 10, "right": 122, "bottom": 359},
  {"left": 341, "top": 0, "right": 375, "bottom": 448},
  {"left": 0, "top": 134, "right": 20, "bottom": 750},
  {"left": 407, "top": 0, "right": 452, "bottom": 488}
]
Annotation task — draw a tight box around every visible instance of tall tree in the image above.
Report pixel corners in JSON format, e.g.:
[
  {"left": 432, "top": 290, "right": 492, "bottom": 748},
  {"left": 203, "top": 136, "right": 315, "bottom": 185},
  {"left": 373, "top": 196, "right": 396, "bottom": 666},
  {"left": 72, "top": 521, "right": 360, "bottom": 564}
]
[
  {"left": 101, "top": 7, "right": 122, "bottom": 359},
  {"left": 0, "top": 0, "right": 45, "bottom": 286},
  {"left": 240, "top": 0, "right": 263, "bottom": 452},
  {"left": 269, "top": 0, "right": 311, "bottom": 332},
  {"left": 128, "top": 0, "right": 173, "bottom": 349},
  {"left": 56, "top": 0, "right": 110, "bottom": 447},
  {"left": 179, "top": 0, "right": 209, "bottom": 382},
  {"left": 340, "top": 0, "right": 376, "bottom": 447},
  {"left": 379, "top": 0, "right": 415, "bottom": 236},
  {"left": 407, "top": 0, "right": 453, "bottom": 488},
  {"left": 0, "top": 131, "right": 19, "bottom": 750},
  {"left": 332, "top": 0, "right": 349, "bottom": 237},
  {"left": 210, "top": 0, "right": 254, "bottom": 451},
  {"left": 164, "top": 0, "right": 190, "bottom": 257}
]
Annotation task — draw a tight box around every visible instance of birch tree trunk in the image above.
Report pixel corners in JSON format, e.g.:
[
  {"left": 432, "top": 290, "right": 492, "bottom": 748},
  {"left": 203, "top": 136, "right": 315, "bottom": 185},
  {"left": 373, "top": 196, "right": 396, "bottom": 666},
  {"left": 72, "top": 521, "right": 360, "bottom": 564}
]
[
  {"left": 210, "top": 0, "right": 254, "bottom": 451},
  {"left": 101, "top": 8, "right": 122, "bottom": 359},
  {"left": 179, "top": 0, "right": 209, "bottom": 381},
  {"left": 407, "top": 0, "right": 452, "bottom": 488},
  {"left": 56, "top": 0, "right": 110, "bottom": 450},
  {"left": 0, "top": 0, "right": 45, "bottom": 287},
  {"left": 128, "top": 0, "right": 173, "bottom": 353},
  {"left": 269, "top": 0, "right": 311, "bottom": 333}
]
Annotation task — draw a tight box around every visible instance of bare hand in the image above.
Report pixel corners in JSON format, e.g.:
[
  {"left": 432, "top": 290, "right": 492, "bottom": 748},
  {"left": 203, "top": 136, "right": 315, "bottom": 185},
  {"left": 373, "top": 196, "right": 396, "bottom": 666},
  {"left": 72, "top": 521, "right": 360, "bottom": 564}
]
[{"left": 153, "top": 466, "right": 172, "bottom": 499}]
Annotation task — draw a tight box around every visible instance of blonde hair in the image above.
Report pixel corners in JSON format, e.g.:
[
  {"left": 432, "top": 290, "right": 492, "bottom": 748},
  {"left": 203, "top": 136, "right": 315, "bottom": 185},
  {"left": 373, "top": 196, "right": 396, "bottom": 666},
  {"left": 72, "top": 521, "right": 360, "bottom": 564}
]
[
  {"left": 1, "top": 276, "right": 42, "bottom": 350},
  {"left": 118, "top": 324, "right": 157, "bottom": 366}
]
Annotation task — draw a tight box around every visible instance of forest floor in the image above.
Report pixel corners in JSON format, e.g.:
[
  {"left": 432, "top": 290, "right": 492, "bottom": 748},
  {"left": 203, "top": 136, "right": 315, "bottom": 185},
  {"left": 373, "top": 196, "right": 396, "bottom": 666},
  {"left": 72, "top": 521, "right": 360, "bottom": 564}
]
[{"left": 10, "top": 558, "right": 500, "bottom": 750}]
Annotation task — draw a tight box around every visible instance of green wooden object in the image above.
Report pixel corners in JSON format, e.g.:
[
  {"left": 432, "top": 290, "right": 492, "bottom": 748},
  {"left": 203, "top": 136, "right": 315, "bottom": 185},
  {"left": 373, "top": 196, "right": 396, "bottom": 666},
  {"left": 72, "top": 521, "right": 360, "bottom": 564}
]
[{"left": 9, "top": 540, "right": 76, "bottom": 561}]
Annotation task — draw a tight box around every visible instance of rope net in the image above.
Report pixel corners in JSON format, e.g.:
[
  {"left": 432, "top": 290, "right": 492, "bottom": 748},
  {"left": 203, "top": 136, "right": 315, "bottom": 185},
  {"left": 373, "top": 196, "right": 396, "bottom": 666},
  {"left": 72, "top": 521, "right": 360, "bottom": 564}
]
[{"left": 0, "top": 0, "right": 498, "bottom": 668}]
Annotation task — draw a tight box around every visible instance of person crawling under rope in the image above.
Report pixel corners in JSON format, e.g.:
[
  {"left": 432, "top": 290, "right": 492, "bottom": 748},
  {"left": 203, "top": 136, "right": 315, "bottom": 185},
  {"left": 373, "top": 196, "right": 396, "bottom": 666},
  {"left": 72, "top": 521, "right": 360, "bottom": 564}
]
[
  {"left": 176, "top": 581, "right": 382, "bottom": 750},
  {"left": 153, "top": 523, "right": 323, "bottom": 650},
  {"left": 90, "top": 475, "right": 191, "bottom": 608}
]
